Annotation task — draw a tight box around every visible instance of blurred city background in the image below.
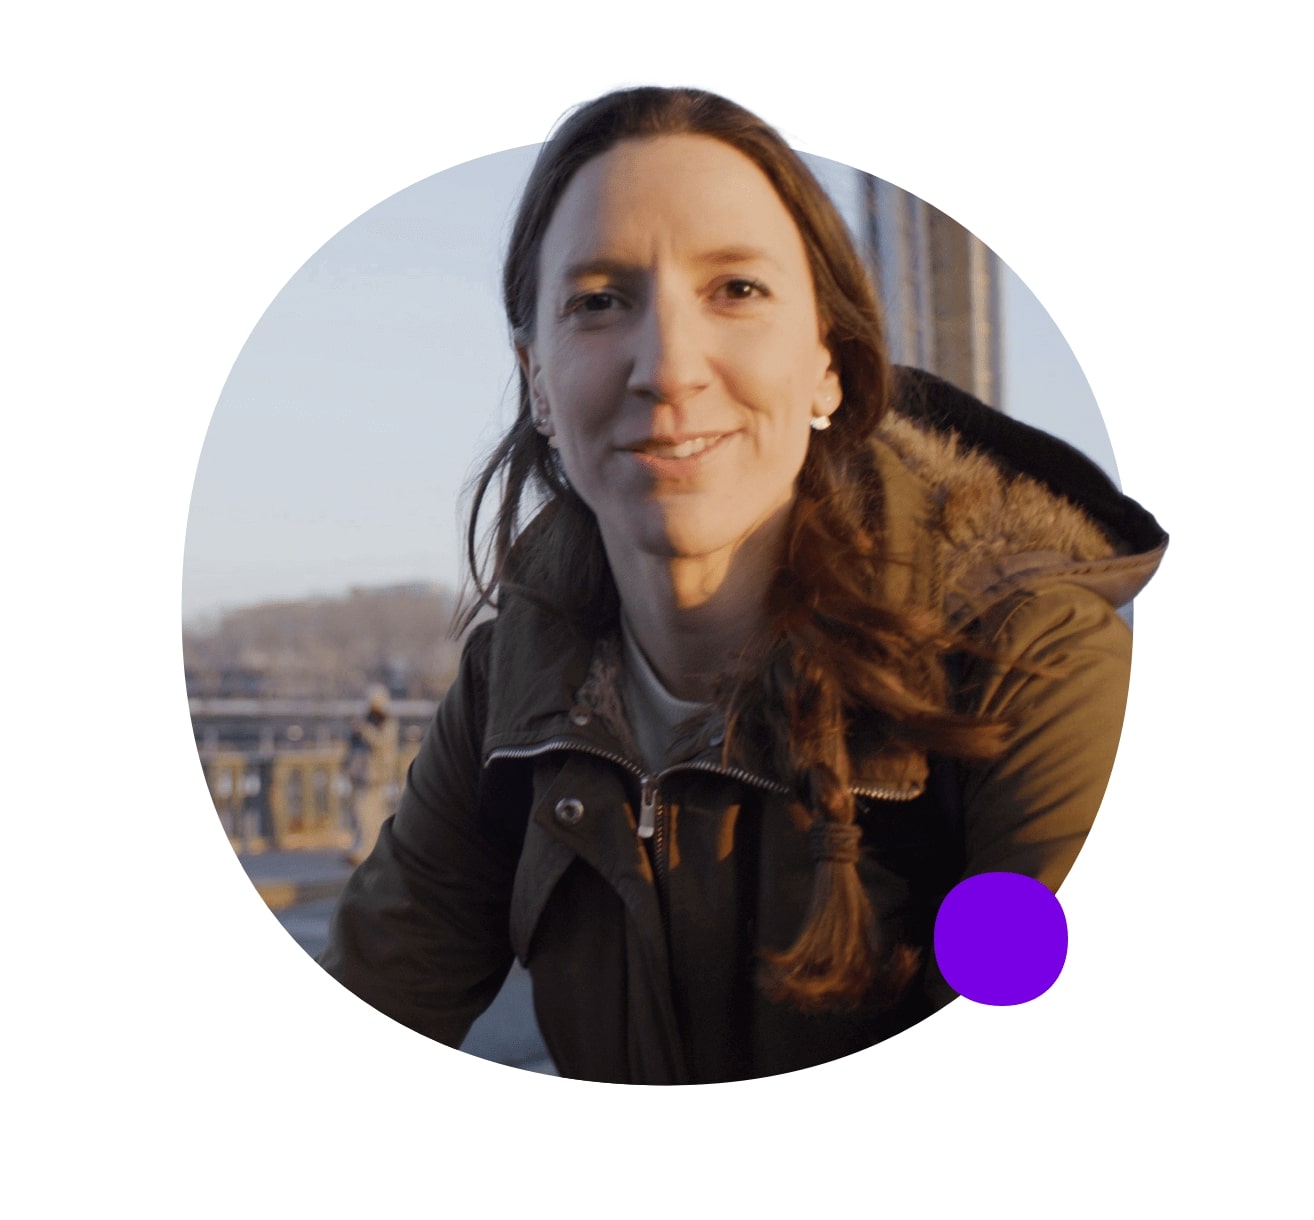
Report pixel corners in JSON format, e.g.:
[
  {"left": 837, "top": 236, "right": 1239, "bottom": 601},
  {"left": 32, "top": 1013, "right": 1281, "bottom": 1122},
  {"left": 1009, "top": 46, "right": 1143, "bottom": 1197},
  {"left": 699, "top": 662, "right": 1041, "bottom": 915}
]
[{"left": 184, "top": 144, "right": 1115, "bottom": 1076}]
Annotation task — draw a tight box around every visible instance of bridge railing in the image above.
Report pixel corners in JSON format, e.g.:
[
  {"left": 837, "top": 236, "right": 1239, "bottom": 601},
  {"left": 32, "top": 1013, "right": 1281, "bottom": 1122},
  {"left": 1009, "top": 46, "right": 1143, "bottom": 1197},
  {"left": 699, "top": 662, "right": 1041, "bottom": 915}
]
[{"left": 198, "top": 740, "right": 417, "bottom": 854}]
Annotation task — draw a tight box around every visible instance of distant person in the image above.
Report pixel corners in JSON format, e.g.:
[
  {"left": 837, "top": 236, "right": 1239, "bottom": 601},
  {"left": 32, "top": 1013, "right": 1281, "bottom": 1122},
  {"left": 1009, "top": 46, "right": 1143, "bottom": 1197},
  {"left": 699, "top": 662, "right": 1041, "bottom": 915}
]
[
  {"left": 320, "top": 86, "right": 1167, "bottom": 1083},
  {"left": 345, "top": 683, "right": 399, "bottom": 866}
]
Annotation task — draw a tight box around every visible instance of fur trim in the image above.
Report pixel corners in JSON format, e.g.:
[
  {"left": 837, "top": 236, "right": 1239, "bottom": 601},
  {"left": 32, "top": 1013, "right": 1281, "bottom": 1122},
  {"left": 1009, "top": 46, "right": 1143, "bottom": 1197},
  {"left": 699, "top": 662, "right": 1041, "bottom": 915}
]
[{"left": 878, "top": 412, "right": 1120, "bottom": 609}]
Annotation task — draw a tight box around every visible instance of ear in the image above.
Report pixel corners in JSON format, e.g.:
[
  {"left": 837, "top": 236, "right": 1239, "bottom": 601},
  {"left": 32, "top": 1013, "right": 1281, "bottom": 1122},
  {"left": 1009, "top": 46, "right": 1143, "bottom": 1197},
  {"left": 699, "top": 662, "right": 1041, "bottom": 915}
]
[
  {"left": 517, "top": 343, "right": 555, "bottom": 438},
  {"left": 811, "top": 362, "right": 843, "bottom": 424}
]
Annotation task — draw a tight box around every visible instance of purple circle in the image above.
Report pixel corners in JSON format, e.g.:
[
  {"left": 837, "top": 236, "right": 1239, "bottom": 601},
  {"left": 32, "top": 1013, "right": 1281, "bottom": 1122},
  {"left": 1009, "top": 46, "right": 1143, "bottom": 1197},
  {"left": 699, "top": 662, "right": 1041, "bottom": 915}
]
[{"left": 933, "top": 872, "right": 1068, "bottom": 1005}]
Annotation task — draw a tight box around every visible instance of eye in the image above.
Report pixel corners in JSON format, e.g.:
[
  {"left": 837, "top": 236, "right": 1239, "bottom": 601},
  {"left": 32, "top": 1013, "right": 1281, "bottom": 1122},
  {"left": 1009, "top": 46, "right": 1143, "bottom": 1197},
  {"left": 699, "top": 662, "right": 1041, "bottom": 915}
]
[
  {"left": 564, "top": 290, "right": 622, "bottom": 316},
  {"left": 713, "top": 277, "right": 770, "bottom": 303}
]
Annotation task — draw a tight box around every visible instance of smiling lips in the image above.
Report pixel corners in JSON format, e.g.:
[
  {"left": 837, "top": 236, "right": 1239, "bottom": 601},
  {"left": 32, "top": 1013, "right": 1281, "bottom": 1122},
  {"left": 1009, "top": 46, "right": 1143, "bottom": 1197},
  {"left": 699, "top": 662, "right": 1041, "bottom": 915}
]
[{"left": 627, "top": 433, "right": 731, "bottom": 461}]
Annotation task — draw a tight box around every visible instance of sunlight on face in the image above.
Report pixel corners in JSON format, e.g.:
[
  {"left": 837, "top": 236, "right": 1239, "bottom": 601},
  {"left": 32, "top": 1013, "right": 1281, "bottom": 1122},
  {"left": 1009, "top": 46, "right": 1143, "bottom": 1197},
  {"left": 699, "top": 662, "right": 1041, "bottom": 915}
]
[{"left": 521, "top": 135, "right": 841, "bottom": 574}]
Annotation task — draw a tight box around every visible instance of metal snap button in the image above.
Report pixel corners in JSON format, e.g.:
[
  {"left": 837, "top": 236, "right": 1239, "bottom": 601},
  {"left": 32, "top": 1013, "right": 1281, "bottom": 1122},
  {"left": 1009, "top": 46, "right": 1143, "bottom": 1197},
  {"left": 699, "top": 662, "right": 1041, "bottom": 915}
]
[
  {"left": 568, "top": 704, "right": 592, "bottom": 727},
  {"left": 554, "top": 797, "right": 585, "bottom": 826}
]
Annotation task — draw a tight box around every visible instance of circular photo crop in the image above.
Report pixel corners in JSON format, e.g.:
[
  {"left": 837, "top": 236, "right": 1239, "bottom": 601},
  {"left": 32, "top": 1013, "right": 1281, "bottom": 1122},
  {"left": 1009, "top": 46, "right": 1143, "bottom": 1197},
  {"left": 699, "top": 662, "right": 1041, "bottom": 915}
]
[{"left": 183, "top": 86, "right": 1167, "bottom": 1084}]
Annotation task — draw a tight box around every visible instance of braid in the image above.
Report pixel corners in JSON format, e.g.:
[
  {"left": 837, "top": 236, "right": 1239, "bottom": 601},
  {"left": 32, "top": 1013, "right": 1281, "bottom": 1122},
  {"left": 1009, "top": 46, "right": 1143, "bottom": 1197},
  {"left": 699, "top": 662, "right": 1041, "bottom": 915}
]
[
  {"left": 760, "top": 633, "right": 879, "bottom": 1010},
  {"left": 724, "top": 449, "right": 1007, "bottom": 1013}
]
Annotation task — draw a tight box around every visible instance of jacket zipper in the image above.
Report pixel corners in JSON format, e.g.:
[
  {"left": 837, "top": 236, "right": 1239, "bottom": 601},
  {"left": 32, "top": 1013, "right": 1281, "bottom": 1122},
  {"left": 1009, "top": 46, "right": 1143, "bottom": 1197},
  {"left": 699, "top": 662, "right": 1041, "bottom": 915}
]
[
  {"left": 485, "top": 739, "right": 924, "bottom": 832},
  {"left": 638, "top": 775, "right": 659, "bottom": 839},
  {"left": 486, "top": 737, "right": 644, "bottom": 780},
  {"left": 642, "top": 776, "right": 672, "bottom": 945},
  {"left": 852, "top": 781, "right": 923, "bottom": 802},
  {"left": 660, "top": 759, "right": 924, "bottom": 803}
]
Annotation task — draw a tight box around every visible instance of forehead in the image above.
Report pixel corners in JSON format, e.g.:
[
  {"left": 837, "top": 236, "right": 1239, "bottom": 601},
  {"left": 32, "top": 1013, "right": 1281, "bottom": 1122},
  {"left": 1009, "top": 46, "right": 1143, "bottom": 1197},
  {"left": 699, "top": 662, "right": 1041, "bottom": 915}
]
[{"left": 539, "top": 134, "right": 810, "bottom": 273}]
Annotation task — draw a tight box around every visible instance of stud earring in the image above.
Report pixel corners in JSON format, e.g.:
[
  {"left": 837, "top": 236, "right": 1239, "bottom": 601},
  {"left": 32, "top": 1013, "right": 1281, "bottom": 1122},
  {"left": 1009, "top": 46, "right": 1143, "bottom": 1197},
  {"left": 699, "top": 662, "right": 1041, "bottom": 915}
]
[
  {"left": 533, "top": 415, "right": 559, "bottom": 449},
  {"left": 812, "top": 387, "right": 839, "bottom": 431}
]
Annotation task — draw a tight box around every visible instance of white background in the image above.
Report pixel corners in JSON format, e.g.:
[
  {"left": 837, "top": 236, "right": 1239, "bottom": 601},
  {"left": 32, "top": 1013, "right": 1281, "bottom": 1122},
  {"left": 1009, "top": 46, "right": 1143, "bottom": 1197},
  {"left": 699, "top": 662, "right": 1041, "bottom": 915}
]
[{"left": 6, "top": 2, "right": 1309, "bottom": 1215}]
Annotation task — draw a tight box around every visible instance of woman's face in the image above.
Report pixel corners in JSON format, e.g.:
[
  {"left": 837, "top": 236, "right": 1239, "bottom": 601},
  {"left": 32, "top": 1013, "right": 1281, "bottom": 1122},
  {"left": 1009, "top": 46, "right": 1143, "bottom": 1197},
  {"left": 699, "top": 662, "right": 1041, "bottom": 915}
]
[{"left": 520, "top": 134, "right": 841, "bottom": 571}]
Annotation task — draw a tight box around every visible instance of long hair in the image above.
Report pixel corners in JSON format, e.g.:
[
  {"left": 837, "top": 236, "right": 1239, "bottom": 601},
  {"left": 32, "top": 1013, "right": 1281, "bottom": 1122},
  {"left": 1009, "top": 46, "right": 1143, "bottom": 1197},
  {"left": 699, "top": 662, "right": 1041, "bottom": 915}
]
[{"left": 465, "top": 86, "right": 1005, "bottom": 1011}]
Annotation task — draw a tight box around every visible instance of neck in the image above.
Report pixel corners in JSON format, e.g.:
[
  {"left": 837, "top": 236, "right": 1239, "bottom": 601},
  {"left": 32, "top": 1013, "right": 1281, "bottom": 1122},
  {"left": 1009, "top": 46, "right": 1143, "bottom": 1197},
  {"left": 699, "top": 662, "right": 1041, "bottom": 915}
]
[{"left": 604, "top": 514, "right": 786, "bottom": 702}]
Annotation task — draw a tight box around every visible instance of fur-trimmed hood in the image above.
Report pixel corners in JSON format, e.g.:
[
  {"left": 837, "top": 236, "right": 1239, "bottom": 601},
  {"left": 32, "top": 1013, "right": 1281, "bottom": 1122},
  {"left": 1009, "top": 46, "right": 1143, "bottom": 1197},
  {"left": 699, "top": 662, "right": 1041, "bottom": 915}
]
[{"left": 878, "top": 367, "right": 1166, "bottom": 627}]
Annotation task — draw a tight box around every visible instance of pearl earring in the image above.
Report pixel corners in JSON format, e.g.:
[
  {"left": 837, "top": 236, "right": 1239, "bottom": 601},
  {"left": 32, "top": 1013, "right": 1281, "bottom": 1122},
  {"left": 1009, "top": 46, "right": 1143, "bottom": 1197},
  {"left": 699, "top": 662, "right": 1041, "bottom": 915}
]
[
  {"left": 812, "top": 387, "right": 838, "bottom": 431},
  {"left": 532, "top": 413, "right": 559, "bottom": 448}
]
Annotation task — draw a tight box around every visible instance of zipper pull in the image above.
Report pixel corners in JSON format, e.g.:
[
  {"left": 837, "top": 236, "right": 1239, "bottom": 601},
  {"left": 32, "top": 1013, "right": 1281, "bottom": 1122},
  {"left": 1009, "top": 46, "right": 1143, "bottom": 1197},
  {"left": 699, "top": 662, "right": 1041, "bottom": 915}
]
[{"left": 638, "top": 776, "right": 658, "bottom": 839}]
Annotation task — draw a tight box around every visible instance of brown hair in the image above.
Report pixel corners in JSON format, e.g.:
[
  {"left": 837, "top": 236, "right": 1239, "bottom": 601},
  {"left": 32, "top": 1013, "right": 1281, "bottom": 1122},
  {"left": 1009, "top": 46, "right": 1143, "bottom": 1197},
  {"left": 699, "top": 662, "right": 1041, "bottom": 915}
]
[{"left": 465, "top": 86, "right": 1004, "bottom": 1012}]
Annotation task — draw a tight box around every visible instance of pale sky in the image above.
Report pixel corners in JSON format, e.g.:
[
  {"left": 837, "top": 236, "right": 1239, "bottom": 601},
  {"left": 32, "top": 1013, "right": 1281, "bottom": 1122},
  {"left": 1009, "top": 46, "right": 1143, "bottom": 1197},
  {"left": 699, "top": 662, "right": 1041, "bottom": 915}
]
[{"left": 182, "top": 145, "right": 1115, "bottom": 627}]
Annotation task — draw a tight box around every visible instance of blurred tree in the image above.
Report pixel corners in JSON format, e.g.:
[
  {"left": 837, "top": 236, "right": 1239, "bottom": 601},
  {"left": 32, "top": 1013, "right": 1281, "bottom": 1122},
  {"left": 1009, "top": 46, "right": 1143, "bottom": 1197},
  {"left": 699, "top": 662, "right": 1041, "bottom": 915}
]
[{"left": 183, "top": 583, "right": 466, "bottom": 701}]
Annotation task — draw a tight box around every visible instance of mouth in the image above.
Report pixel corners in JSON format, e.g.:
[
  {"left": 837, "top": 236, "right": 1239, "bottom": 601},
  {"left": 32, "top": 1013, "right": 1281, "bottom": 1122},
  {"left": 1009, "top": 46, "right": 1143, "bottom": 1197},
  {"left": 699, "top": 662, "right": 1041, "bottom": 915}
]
[{"left": 625, "top": 433, "right": 731, "bottom": 461}]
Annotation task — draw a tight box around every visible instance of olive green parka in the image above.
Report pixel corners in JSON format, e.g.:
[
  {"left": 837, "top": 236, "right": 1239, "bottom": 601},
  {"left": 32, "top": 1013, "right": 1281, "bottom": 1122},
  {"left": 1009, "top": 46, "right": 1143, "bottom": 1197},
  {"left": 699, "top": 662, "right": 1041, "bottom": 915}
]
[{"left": 319, "top": 368, "right": 1167, "bottom": 1084}]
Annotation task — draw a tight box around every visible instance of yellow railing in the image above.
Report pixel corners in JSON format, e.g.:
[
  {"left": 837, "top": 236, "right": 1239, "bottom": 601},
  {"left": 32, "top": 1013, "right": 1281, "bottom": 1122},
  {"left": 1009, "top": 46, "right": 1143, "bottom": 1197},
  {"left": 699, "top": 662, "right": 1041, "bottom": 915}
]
[{"left": 198, "top": 740, "right": 420, "bottom": 853}]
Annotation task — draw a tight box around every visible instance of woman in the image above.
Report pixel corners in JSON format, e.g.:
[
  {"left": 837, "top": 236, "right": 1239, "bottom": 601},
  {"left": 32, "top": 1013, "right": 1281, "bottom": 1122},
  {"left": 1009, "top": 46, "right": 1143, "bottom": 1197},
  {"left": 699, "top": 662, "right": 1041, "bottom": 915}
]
[{"left": 319, "top": 86, "right": 1166, "bottom": 1084}]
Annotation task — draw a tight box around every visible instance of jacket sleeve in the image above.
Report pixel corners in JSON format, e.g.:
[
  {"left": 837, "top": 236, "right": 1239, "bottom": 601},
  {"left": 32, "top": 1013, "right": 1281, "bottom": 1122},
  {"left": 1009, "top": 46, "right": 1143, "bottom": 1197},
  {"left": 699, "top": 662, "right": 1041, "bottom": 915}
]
[
  {"left": 317, "top": 623, "right": 518, "bottom": 1046},
  {"left": 924, "top": 582, "right": 1133, "bottom": 1007}
]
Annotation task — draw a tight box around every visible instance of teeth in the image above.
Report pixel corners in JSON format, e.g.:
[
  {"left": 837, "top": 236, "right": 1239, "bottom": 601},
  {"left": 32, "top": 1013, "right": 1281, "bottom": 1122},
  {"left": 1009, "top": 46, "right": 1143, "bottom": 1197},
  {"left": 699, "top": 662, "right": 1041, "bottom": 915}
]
[{"left": 645, "top": 436, "right": 716, "bottom": 459}]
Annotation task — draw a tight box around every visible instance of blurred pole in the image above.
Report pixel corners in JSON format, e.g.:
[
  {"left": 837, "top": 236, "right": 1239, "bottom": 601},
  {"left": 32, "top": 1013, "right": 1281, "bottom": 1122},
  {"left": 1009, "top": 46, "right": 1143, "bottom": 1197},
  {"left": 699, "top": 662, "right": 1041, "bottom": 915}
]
[{"left": 856, "top": 170, "right": 1002, "bottom": 409}]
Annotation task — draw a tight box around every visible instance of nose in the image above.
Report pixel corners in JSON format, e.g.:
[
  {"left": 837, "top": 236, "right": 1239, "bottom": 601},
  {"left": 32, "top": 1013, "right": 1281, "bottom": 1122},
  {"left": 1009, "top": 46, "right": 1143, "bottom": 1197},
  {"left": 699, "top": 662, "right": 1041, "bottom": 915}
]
[{"left": 626, "top": 288, "right": 711, "bottom": 408}]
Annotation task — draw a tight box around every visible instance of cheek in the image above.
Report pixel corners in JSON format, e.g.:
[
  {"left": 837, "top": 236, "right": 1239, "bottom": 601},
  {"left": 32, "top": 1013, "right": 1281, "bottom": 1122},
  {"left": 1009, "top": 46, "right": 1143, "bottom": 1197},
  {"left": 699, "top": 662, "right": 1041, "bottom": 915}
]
[
  {"left": 541, "top": 338, "right": 609, "bottom": 413},
  {"left": 743, "top": 326, "right": 828, "bottom": 399},
  {"left": 754, "top": 359, "right": 823, "bottom": 438}
]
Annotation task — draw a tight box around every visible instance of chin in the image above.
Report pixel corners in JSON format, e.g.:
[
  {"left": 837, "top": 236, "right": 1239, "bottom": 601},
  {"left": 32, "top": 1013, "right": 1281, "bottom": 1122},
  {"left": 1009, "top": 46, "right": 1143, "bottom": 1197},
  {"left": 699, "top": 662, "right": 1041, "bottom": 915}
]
[{"left": 643, "top": 530, "right": 741, "bottom": 563}]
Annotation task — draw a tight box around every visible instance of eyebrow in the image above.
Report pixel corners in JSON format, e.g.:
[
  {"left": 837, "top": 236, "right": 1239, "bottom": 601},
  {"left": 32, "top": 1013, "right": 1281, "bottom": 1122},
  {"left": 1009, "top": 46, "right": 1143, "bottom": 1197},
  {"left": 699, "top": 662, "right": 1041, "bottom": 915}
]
[
  {"left": 696, "top": 245, "right": 782, "bottom": 270},
  {"left": 559, "top": 257, "right": 638, "bottom": 282},
  {"left": 558, "top": 246, "right": 783, "bottom": 282}
]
